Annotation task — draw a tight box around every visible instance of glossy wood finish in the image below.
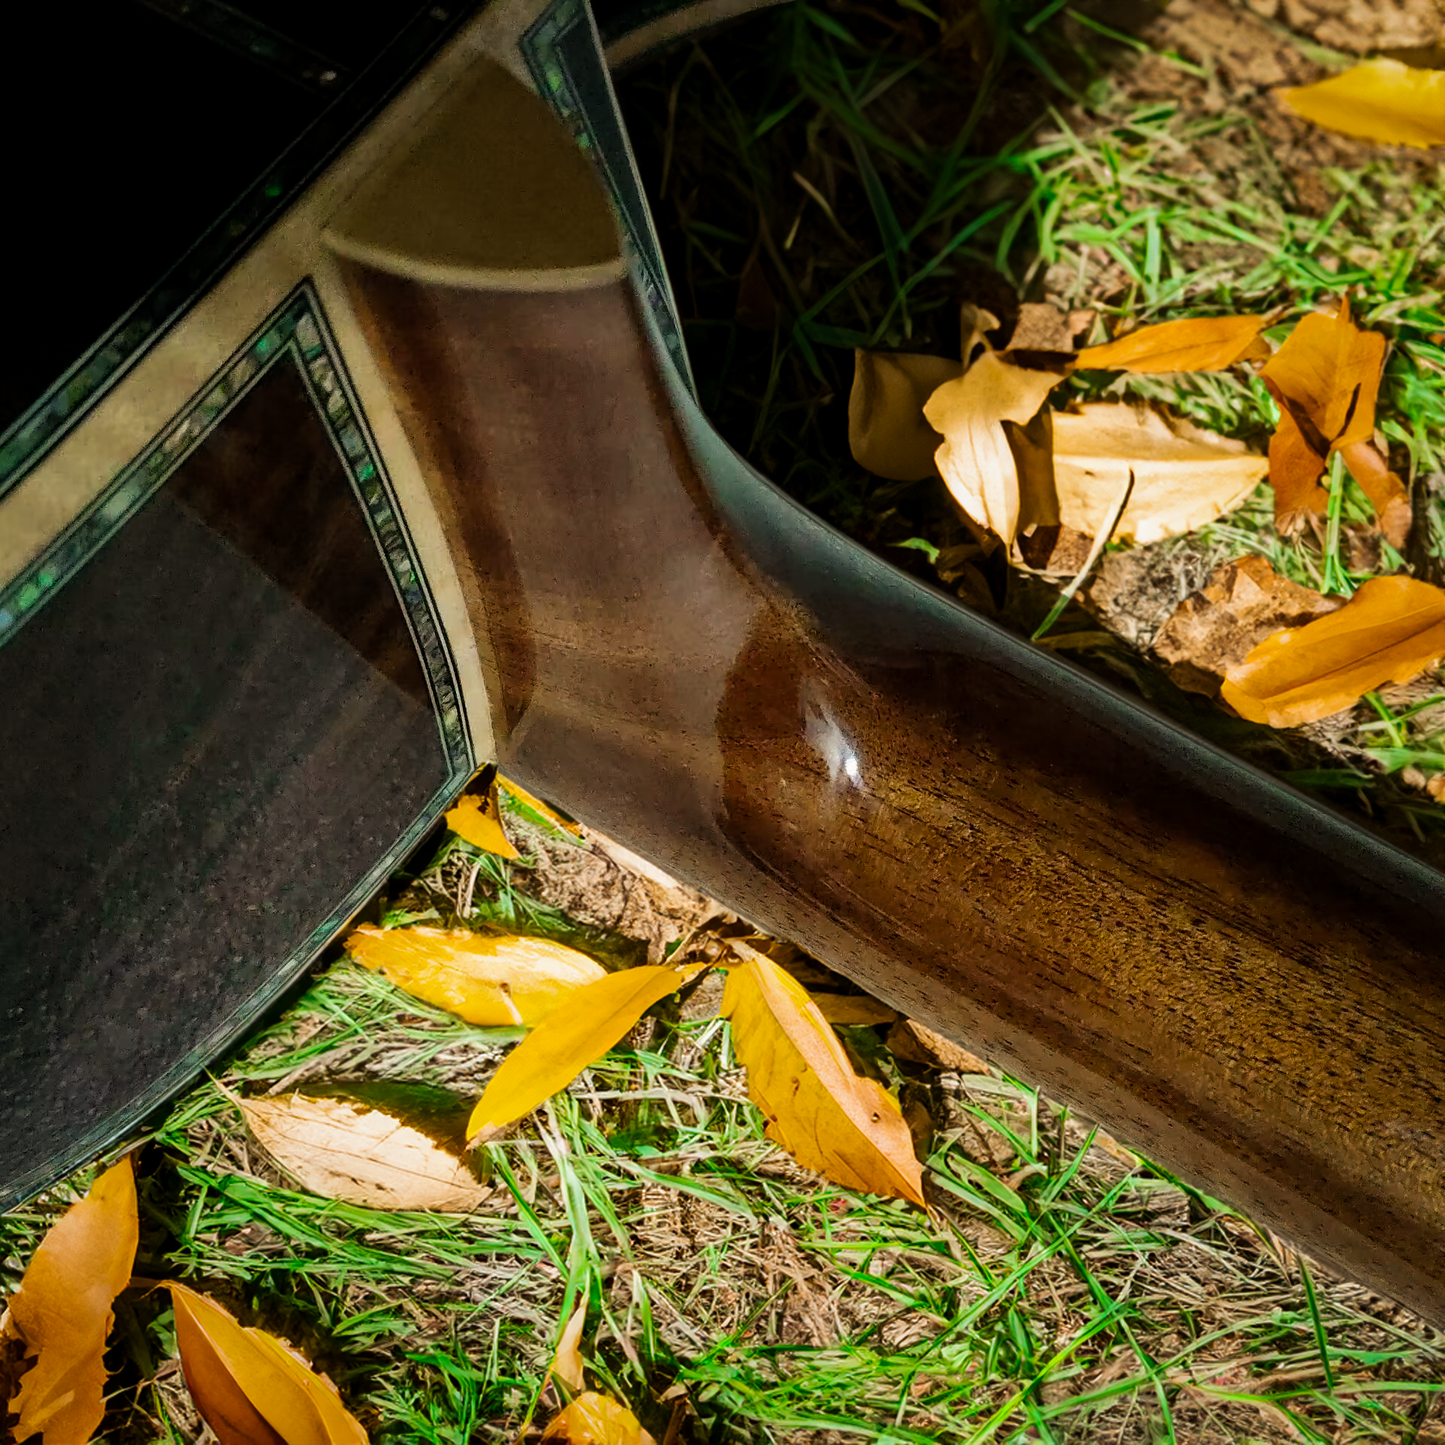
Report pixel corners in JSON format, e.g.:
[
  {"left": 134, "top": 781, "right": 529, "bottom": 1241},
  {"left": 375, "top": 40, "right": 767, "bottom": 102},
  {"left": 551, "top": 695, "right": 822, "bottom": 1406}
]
[{"left": 339, "top": 249, "right": 1445, "bottom": 1320}]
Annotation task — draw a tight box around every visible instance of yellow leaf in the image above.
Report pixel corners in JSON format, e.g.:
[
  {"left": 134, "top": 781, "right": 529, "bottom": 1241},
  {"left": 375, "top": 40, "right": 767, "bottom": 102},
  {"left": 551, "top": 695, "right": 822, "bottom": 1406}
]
[
  {"left": 810, "top": 993, "right": 899, "bottom": 1026},
  {"left": 445, "top": 772, "right": 520, "bottom": 860},
  {"left": 3, "top": 1155, "right": 137, "bottom": 1445},
  {"left": 541, "top": 1391, "right": 655, "bottom": 1445},
  {"left": 1075, "top": 313, "right": 1271, "bottom": 373},
  {"left": 1280, "top": 59, "right": 1445, "bottom": 149},
  {"left": 923, "top": 351, "right": 1068, "bottom": 545},
  {"left": 345, "top": 924, "right": 605, "bottom": 1026},
  {"left": 240, "top": 1092, "right": 489, "bottom": 1212},
  {"left": 467, "top": 966, "right": 692, "bottom": 1143},
  {"left": 1051, "top": 403, "right": 1269, "bottom": 544},
  {"left": 720, "top": 956, "right": 926, "bottom": 1207},
  {"left": 848, "top": 350, "right": 963, "bottom": 481},
  {"left": 498, "top": 774, "right": 583, "bottom": 835},
  {"left": 167, "top": 1283, "right": 366, "bottom": 1445},
  {"left": 1260, "top": 299, "right": 1394, "bottom": 535},
  {"left": 551, "top": 1303, "right": 587, "bottom": 1394},
  {"left": 1221, "top": 575, "right": 1445, "bottom": 727}
]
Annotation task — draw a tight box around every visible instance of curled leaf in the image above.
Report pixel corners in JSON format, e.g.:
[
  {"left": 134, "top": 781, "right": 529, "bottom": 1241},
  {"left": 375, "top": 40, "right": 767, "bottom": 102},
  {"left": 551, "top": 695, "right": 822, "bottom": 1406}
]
[
  {"left": 1338, "top": 438, "right": 1411, "bottom": 549},
  {"left": 1221, "top": 575, "right": 1445, "bottom": 727},
  {"left": 240, "top": 1091, "right": 488, "bottom": 1211},
  {"left": 848, "top": 350, "right": 962, "bottom": 481},
  {"left": 467, "top": 965, "right": 693, "bottom": 1143},
  {"left": 1076, "top": 314, "right": 1271, "bottom": 373},
  {"left": 1280, "top": 59, "right": 1445, "bottom": 149},
  {"left": 3, "top": 1155, "right": 138, "bottom": 1445},
  {"left": 167, "top": 1283, "right": 367, "bottom": 1445},
  {"left": 721, "top": 955, "right": 926, "bottom": 1207},
  {"left": 445, "top": 771, "right": 520, "bottom": 860},
  {"left": 345, "top": 924, "right": 605, "bottom": 1026},
  {"left": 1051, "top": 403, "right": 1268, "bottom": 544},
  {"left": 923, "top": 352, "right": 1068, "bottom": 545},
  {"left": 541, "top": 1392, "right": 655, "bottom": 1445},
  {"left": 551, "top": 1303, "right": 588, "bottom": 1394}
]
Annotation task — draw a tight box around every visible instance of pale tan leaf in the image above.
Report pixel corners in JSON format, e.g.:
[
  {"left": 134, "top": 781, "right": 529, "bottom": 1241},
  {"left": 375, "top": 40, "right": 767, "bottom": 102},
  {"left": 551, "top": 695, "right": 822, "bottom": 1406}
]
[
  {"left": 4, "top": 1155, "right": 137, "bottom": 1445},
  {"left": 345, "top": 924, "right": 605, "bottom": 1026},
  {"left": 1280, "top": 59, "right": 1445, "bottom": 149},
  {"left": 551, "top": 1303, "right": 588, "bottom": 1394},
  {"left": 721, "top": 956, "right": 926, "bottom": 1206},
  {"left": 923, "top": 352, "right": 1068, "bottom": 545},
  {"left": 445, "top": 771, "right": 520, "bottom": 859},
  {"left": 1221, "top": 575, "right": 1445, "bottom": 727},
  {"left": 848, "top": 350, "right": 962, "bottom": 481},
  {"left": 541, "top": 1391, "right": 655, "bottom": 1445},
  {"left": 240, "top": 1093, "right": 488, "bottom": 1211},
  {"left": 467, "top": 966, "right": 694, "bottom": 1143},
  {"left": 1151, "top": 555, "right": 1343, "bottom": 698},
  {"left": 168, "top": 1283, "right": 366, "bottom": 1445},
  {"left": 1076, "top": 313, "right": 1271, "bottom": 373},
  {"left": 1050, "top": 403, "right": 1268, "bottom": 544}
]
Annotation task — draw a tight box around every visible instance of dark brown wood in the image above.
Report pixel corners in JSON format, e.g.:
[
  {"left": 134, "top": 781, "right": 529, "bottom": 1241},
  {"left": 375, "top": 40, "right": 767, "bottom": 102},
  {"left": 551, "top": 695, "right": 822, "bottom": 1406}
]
[{"left": 341, "top": 255, "right": 1445, "bottom": 1323}]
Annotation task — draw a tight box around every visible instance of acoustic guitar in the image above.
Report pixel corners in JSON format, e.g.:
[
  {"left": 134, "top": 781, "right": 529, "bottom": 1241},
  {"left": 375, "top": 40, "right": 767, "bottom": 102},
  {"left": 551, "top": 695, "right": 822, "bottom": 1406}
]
[{"left": 3, "top": 0, "right": 1442, "bottom": 1324}]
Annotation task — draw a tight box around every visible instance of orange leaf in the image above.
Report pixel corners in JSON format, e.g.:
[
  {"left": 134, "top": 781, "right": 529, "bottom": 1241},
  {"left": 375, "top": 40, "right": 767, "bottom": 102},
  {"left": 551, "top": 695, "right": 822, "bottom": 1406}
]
[
  {"left": 1221, "top": 575, "right": 1445, "bottom": 727},
  {"left": 1280, "top": 59, "right": 1445, "bottom": 149},
  {"left": 849, "top": 349, "right": 964, "bottom": 481},
  {"left": 167, "top": 1283, "right": 366, "bottom": 1445},
  {"left": 721, "top": 956, "right": 926, "bottom": 1207},
  {"left": 541, "top": 1391, "right": 655, "bottom": 1445},
  {"left": 1075, "top": 314, "right": 1271, "bottom": 373},
  {"left": 445, "top": 770, "right": 520, "bottom": 860},
  {"left": 1266, "top": 401, "right": 1331, "bottom": 532},
  {"left": 1340, "top": 439, "right": 1411, "bottom": 549},
  {"left": 3, "top": 1155, "right": 137, "bottom": 1445},
  {"left": 345, "top": 923, "right": 605, "bottom": 1026}
]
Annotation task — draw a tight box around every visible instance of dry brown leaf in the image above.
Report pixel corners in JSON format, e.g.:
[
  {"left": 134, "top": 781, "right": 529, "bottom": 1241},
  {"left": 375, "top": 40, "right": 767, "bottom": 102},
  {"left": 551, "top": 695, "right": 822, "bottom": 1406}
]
[
  {"left": 1076, "top": 314, "right": 1272, "bottom": 373},
  {"left": 240, "top": 1092, "right": 488, "bottom": 1211},
  {"left": 923, "top": 351, "right": 1068, "bottom": 545},
  {"left": 2, "top": 1155, "right": 137, "bottom": 1445},
  {"left": 1151, "top": 555, "right": 1344, "bottom": 697},
  {"left": 445, "top": 770, "right": 520, "bottom": 860},
  {"left": 887, "top": 1020, "right": 990, "bottom": 1074},
  {"left": 345, "top": 923, "right": 605, "bottom": 1026},
  {"left": 1221, "top": 575, "right": 1445, "bottom": 727},
  {"left": 467, "top": 965, "right": 696, "bottom": 1143},
  {"left": 1260, "top": 298, "right": 1397, "bottom": 536},
  {"left": 551, "top": 1304, "right": 588, "bottom": 1394},
  {"left": 1280, "top": 59, "right": 1445, "bottom": 149},
  {"left": 721, "top": 955, "right": 926, "bottom": 1206},
  {"left": 1051, "top": 403, "right": 1268, "bottom": 544},
  {"left": 541, "top": 1392, "right": 655, "bottom": 1445},
  {"left": 848, "top": 350, "right": 962, "bottom": 481},
  {"left": 168, "top": 1283, "right": 366, "bottom": 1445}
]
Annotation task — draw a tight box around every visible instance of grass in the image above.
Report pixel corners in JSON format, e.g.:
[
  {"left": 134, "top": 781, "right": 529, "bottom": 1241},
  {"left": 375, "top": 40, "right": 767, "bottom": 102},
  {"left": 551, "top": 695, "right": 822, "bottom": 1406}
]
[
  {"left": 611, "top": 0, "right": 1445, "bottom": 862},
  {"left": 5, "top": 812, "right": 1445, "bottom": 1442}
]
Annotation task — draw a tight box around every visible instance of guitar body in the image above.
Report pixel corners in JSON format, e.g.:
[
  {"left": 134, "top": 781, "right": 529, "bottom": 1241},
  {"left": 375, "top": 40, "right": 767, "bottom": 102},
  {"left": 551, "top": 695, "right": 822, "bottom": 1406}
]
[{"left": 3, "top": 0, "right": 1443, "bottom": 1324}]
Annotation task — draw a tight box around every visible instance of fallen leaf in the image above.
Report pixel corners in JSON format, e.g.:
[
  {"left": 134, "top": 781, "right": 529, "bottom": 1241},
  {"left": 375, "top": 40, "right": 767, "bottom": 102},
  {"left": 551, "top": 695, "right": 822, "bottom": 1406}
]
[
  {"left": 1007, "top": 302, "right": 1088, "bottom": 352},
  {"left": 1076, "top": 313, "right": 1272, "bottom": 373},
  {"left": 1051, "top": 403, "right": 1268, "bottom": 544},
  {"left": 541, "top": 1392, "right": 655, "bottom": 1445},
  {"left": 1280, "top": 58, "right": 1445, "bottom": 149},
  {"left": 721, "top": 955, "right": 926, "bottom": 1207},
  {"left": 345, "top": 924, "right": 605, "bottom": 1026},
  {"left": 1260, "top": 298, "right": 1397, "bottom": 535},
  {"left": 849, "top": 350, "right": 962, "bottom": 481},
  {"left": 1221, "top": 575, "right": 1445, "bottom": 727},
  {"left": 240, "top": 1091, "right": 488, "bottom": 1211},
  {"left": 1151, "top": 555, "right": 1344, "bottom": 697},
  {"left": 2, "top": 1155, "right": 137, "bottom": 1445},
  {"left": 810, "top": 993, "right": 899, "bottom": 1026},
  {"left": 445, "top": 770, "right": 520, "bottom": 860},
  {"left": 923, "top": 350, "right": 1068, "bottom": 545},
  {"left": 498, "top": 774, "right": 583, "bottom": 837},
  {"left": 467, "top": 965, "right": 695, "bottom": 1143},
  {"left": 168, "top": 1283, "right": 366, "bottom": 1445},
  {"left": 551, "top": 1303, "right": 587, "bottom": 1394},
  {"left": 887, "top": 1020, "right": 990, "bottom": 1075}
]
